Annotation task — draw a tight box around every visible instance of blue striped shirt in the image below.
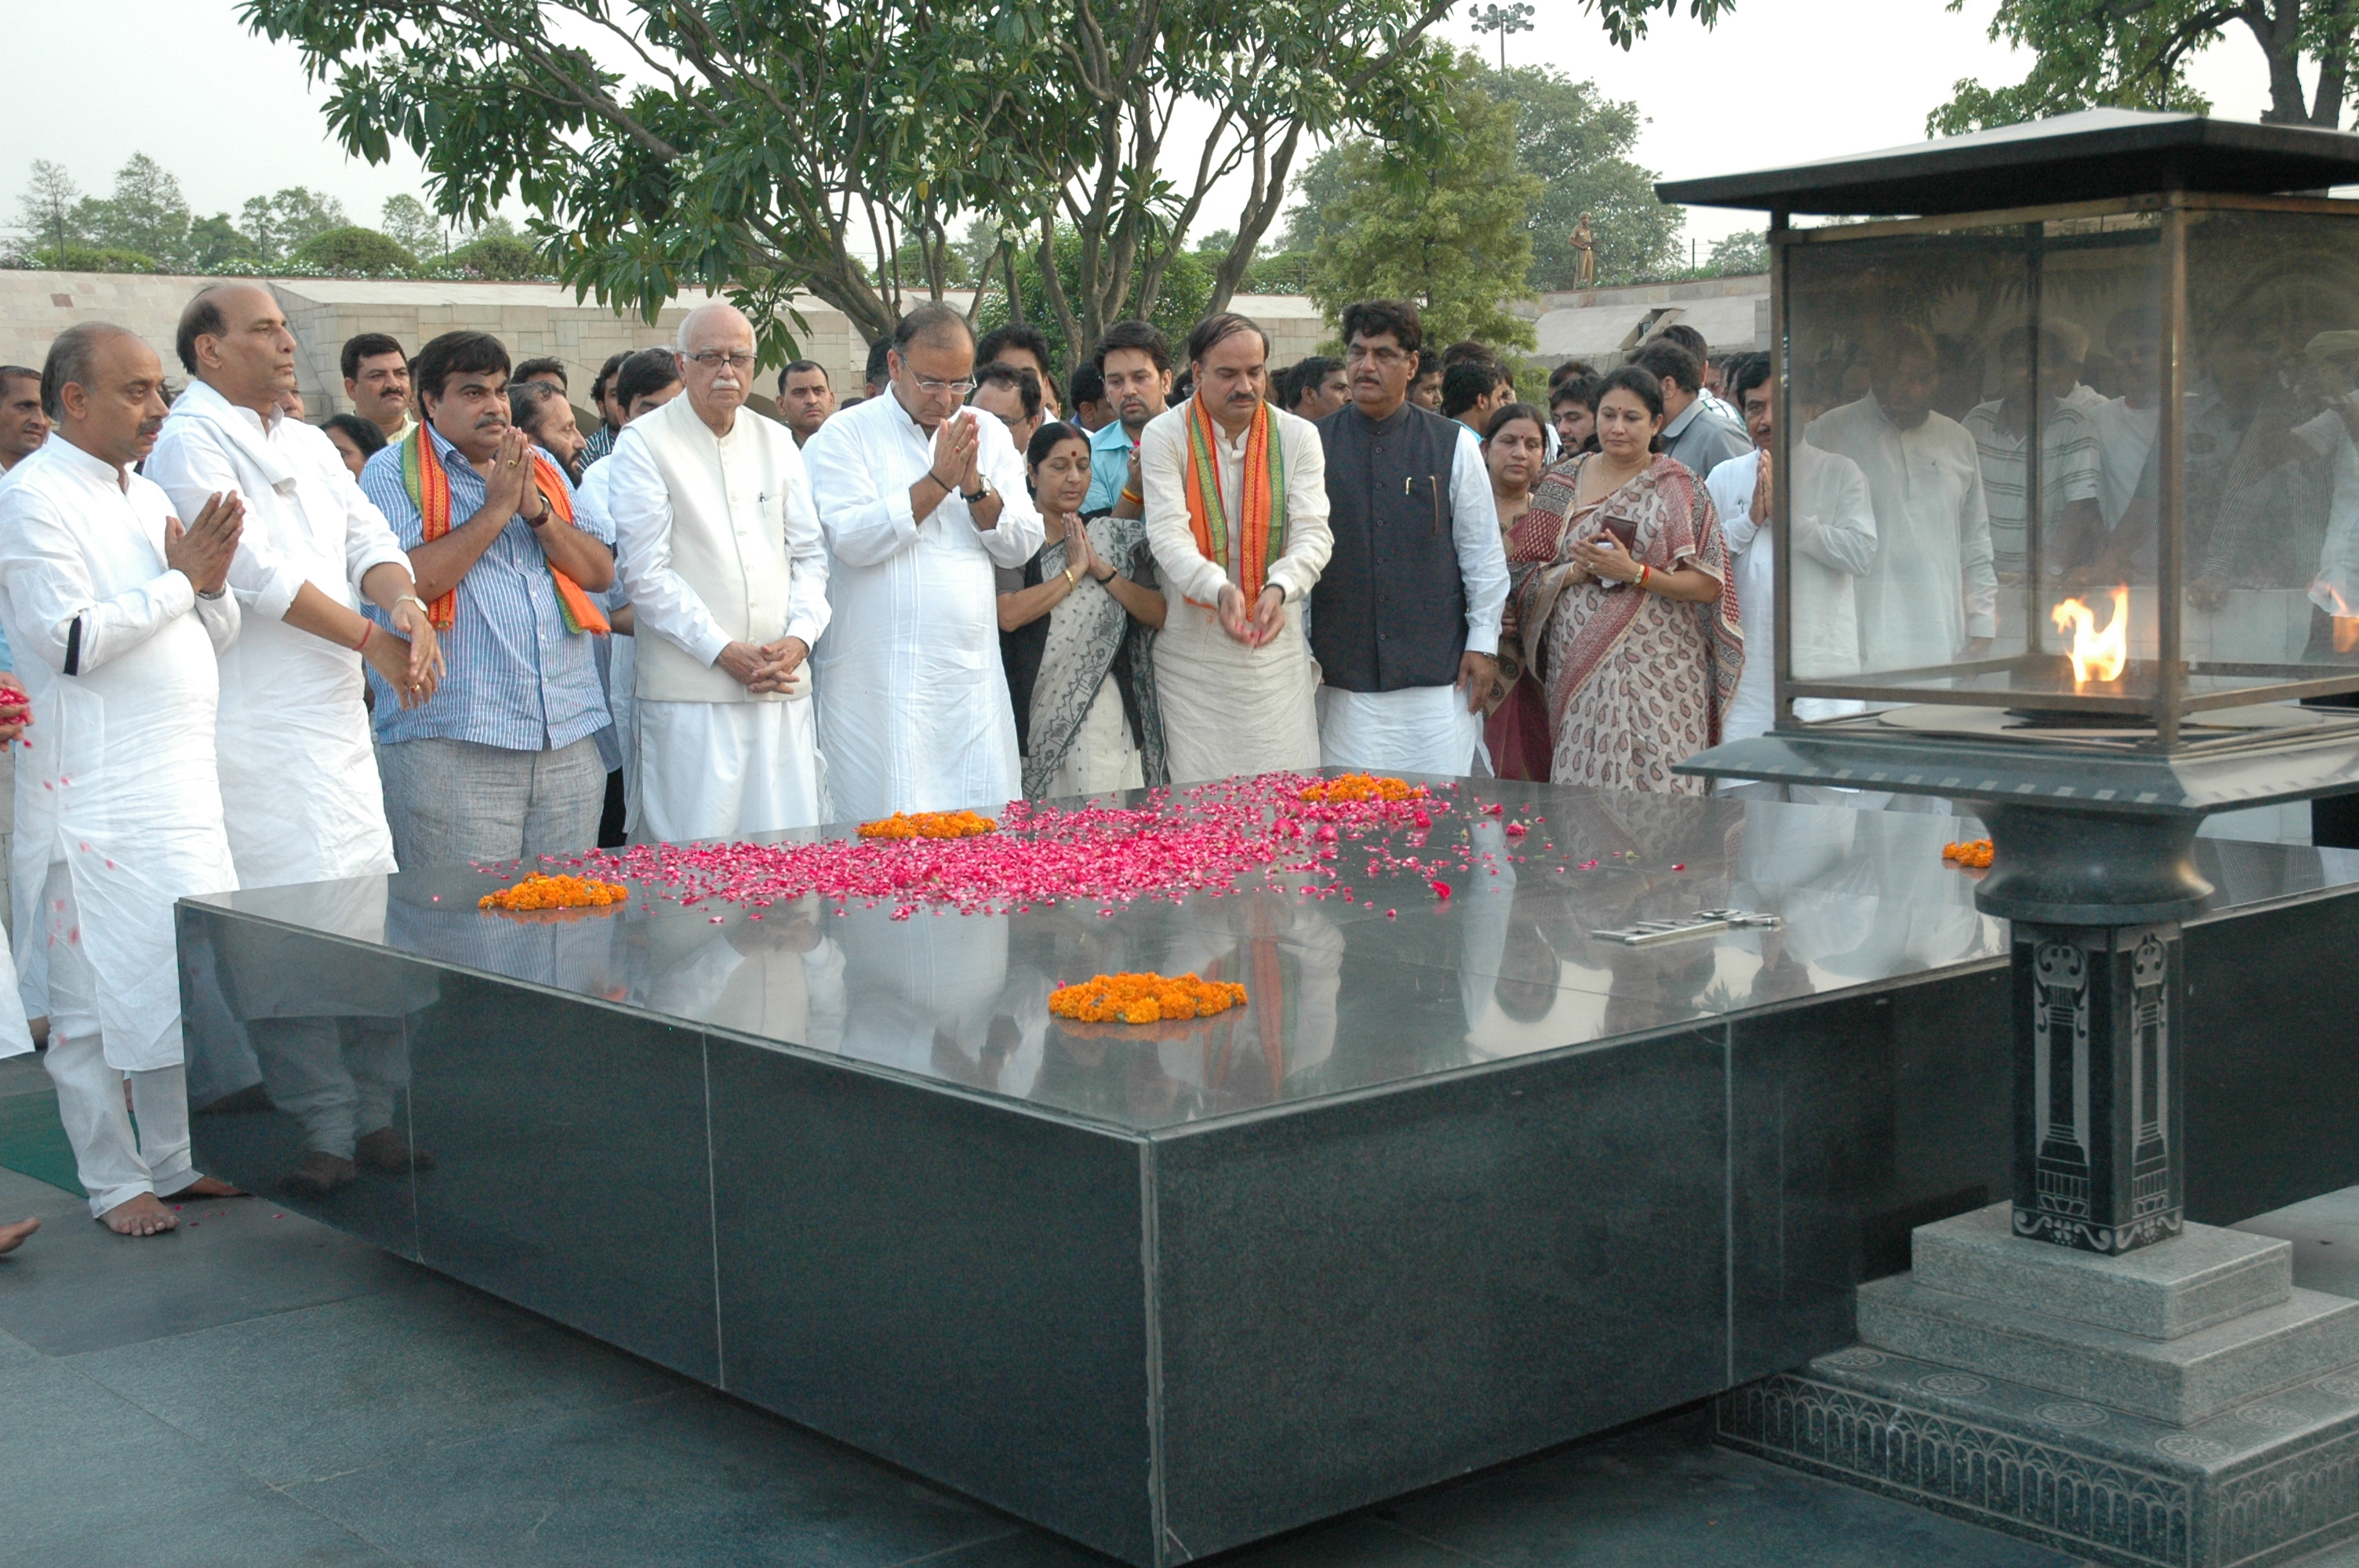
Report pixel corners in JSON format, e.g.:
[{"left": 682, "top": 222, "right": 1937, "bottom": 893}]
[{"left": 358, "top": 424, "right": 616, "bottom": 752}]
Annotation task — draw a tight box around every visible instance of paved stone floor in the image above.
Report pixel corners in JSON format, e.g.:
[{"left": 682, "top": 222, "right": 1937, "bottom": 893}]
[{"left": 3, "top": 1047, "right": 2356, "bottom": 1568}]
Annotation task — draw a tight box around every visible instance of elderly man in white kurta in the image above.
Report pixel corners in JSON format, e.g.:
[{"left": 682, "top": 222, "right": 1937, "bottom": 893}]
[
  {"left": 146, "top": 283, "right": 445, "bottom": 1197},
  {"left": 604, "top": 305, "right": 831, "bottom": 842},
  {"left": 0, "top": 324, "right": 245, "bottom": 1236},
  {"left": 803, "top": 303, "right": 1043, "bottom": 821},
  {"left": 1140, "top": 314, "right": 1332, "bottom": 782}
]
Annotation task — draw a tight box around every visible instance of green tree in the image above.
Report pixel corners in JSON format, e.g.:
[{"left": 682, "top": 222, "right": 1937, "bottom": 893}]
[
  {"left": 975, "top": 230, "right": 1213, "bottom": 376},
  {"left": 17, "top": 243, "right": 162, "bottom": 274},
  {"left": 442, "top": 232, "right": 546, "bottom": 280},
  {"left": 189, "top": 213, "right": 261, "bottom": 269},
  {"left": 1303, "top": 65, "right": 1544, "bottom": 349},
  {"left": 238, "top": 0, "right": 1728, "bottom": 361},
  {"left": 76, "top": 154, "right": 191, "bottom": 269},
  {"left": 380, "top": 194, "right": 447, "bottom": 259},
  {"left": 293, "top": 225, "right": 419, "bottom": 275},
  {"left": 1928, "top": 0, "right": 2359, "bottom": 136},
  {"left": 1707, "top": 229, "right": 1766, "bottom": 276},
  {"left": 240, "top": 187, "right": 349, "bottom": 263},
  {"left": 1474, "top": 63, "right": 1681, "bottom": 289},
  {"left": 10, "top": 161, "right": 85, "bottom": 260}
]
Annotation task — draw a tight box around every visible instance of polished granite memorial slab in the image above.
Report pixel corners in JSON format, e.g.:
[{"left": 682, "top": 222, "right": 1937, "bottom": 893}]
[{"left": 172, "top": 779, "right": 2359, "bottom": 1566}]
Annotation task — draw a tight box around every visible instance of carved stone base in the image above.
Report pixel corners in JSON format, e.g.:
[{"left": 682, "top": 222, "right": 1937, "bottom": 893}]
[{"left": 1718, "top": 1351, "right": 2359, "bottom": 1567}]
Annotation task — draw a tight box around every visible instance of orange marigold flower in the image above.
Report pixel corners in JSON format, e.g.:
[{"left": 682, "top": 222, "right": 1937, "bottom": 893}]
[
  {"left": 856, "top": 810, "right": 998, "bottom": 840},
  {"left": 1297, "top": 774, "right": 1427, "bottom": 804},
  {"left": 479, "top": 873, "right": 630, "bottom": 913},
  {"left": 1049, "top": 971, "right": 1249, "bottom": 1025},
  {"left": 1942, "top": 839, "right": 1995, "bottom": 869}
]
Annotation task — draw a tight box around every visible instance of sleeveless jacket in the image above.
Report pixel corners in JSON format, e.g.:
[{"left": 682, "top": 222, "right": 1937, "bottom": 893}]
[{"left": 1310, "top": 401, "right": 1467, "bottom": 691}]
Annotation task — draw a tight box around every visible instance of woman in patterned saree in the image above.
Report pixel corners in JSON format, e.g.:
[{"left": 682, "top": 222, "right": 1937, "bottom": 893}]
[
  {"left": 997, "top": 422, "right": 1169, "bottom": 799},
  {"left": 1502, "top": 365, "right": 1743, "bottom": 795}
]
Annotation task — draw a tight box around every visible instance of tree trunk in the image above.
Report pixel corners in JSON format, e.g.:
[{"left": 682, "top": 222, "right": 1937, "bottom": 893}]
[
  {"left": 2244, "top": 0, "right": 2315, "bottom": 122},
  {"left": 1205, "top": 122, "right": 1307, "bottom": 319}
]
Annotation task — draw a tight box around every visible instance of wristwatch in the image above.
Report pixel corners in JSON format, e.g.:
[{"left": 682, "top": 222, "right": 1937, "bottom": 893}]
[
  {"left": 522, "top": 492, "right": 551, "bottom": 528},
  {"left": 395, "top": 593, "right": 431, "bottom": 619},
  {"left": 961, "top": 481, "right": 993, "bottom": 506}
]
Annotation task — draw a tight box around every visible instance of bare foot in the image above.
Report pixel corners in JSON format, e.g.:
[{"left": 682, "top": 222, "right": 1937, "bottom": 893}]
[
  {"left": 171, "top": 1175, "right": 249, "bottom": 1200},
  {"left": 282, "top": 1152, "right": 356, "bottom": 1199},
  {"left": 100, "top": 1193, "right": 179, "bottom": 1236},
  {"left": 354, "top": 1127, "right": 434, "bottom": 1174},
  {"left": 0, "top": 1216, "right": 37, "bottom": 1254}
]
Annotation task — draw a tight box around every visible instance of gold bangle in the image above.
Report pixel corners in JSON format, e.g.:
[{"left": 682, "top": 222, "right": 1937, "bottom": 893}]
[
  {"left": 1637, "top": 564, "right": 1651, "bottom": 591},
  {"left": 1063, "top": 564, "right": 1080, "bottom": 589}
]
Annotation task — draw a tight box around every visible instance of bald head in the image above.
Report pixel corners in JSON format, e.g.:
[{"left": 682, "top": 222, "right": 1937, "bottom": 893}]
[
  {"left": 674, "top": 302, "right": 757, "bottom": 434},
  {"left": 45, "top": 324, "right": 169, "bottom": 470},
  {"left": 178, "top": 282, "right": 297, "bottom": 414}
]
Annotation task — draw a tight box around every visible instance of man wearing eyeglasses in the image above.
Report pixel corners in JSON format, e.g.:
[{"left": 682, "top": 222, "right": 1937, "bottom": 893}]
[
  {"left": 802, "top": 303, "right": 1044, "bottom": 819},
  {"left": 1308, "top": 298, "right": 1506, "bottom": 776},
  {"left": 599, "top": 303, "right": 832, "bottom": 843}
]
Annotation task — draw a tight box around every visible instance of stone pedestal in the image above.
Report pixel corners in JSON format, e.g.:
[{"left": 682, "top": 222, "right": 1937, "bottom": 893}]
[{"left": 1721, "top": 1203, "right": 2359, "bottom": 1566}]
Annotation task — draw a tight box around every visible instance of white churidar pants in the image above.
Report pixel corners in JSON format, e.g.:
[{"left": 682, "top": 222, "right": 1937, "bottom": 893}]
[{"left": 38, "top": 860, "right": 194, "bottom": 1216}]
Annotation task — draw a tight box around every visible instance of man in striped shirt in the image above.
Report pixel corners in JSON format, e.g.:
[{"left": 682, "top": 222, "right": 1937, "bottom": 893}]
[
  {"left": 358, "top": 331, "right": 617, "bottom": 870},
  {"left": 1963, "top": 325, "right": 2103, "bottom": 582}
]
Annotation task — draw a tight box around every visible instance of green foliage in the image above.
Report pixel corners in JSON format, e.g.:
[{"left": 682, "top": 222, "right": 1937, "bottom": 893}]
[
  {"left": 75, "top": 154, "right": 191, "bottom": 268},
  {"left": 380, "top": 194, "right": 448, "bottom": 259},
  {"left": 188, "top": 214, "right": 260, "bottom": 269},
  {"left": 11, "top": 160, "right": 83, "bottom": 253},
  {"left": 1925, "top": 0, "right": 2354, "bottom": 136},
  {"left": 1472, "top": 63, "right": 1681, "bottom": 290},
  {"left": 240, "top": 187, "right": 349, "bottom": 263},
  {"left": 8, "top": 244, "right": 160, "bottom": 274},
  {"left": 1239, "top": 250, "right": 1315, "bottom": 295},
  {"left": 1706, "top": 229, "right": 1767, "bottom": 276},
  {"left": 889, "top": 239, "right": 970, "bottom": 290},
  {"left": 292, "top": 224, "right": 419, "bottom": 275},
  {"left": 442, "top": 233, "right": 547, "bottom": 281},
  {"left": 976, "top": 231, "right": 1213, "bottom": 377},
  {"left": 1301, "top": 65, "right": 1543, "bottom": 350}
]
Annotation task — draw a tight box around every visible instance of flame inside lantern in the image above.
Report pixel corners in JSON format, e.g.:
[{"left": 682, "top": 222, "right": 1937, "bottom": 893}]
[{"left": 2051, "top": 586, "right": 2130, "bottom": 686}]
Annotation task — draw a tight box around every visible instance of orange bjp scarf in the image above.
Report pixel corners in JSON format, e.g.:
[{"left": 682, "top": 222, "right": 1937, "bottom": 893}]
[
  {"left": 1181, "top": 394, "right": 1287, "bottom": 607},
  {"left": 398, "top": 426, "right": 609, "bottom": 634}
]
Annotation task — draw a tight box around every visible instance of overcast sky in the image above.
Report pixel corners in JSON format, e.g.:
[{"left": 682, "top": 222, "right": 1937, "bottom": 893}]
[{"left": 0, "top": 0, "right": 2295, "bottom": 262}]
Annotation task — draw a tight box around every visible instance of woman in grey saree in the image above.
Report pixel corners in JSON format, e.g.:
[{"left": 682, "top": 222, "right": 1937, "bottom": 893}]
[{"left": 998, "top": 423, "right": 1170, "bottom": 799}]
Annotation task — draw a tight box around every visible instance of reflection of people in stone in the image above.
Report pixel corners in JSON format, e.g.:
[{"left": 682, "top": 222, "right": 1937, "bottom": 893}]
[
  {"left": 1154, "top": 893, "right": 1341, "bottom": 1112},
  {"left": 1807, "top": 325, "right": 1995, "bottom": 671},
  {"left": 642, "top": 896, "right": 846, "bottom": 1055},
  {"left": 1570, "top": 212, "right": 1597, "bottom": 289}
]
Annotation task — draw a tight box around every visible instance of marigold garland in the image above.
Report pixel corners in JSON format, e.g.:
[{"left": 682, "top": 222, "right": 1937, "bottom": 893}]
[
  {"left": 856, "top": 810, "right": 998, "bottom": 840},
  {"left": 1298, "top": 774, "right": 1427, "bottom": 804},
  {"left": 480, "top": 873, "right": 630, "bottom": 912},
  {"left": 1049, "top": 971, "right": 1248, "bottom": 1025},
  {"left": 1942, "top": 839, "right": 1995, "bottom": 869}
]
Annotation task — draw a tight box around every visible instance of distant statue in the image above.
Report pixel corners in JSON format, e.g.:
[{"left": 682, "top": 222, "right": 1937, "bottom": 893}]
[{"left": 1570, "top": 212, "right": 1596, "bottom": 289}]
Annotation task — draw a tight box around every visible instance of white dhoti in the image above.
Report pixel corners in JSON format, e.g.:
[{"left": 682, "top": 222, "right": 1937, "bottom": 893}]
[
  {"left": 633, "top": 698, "right": 826, "bottom": 844},
  {"left": 1154, "top": 599, "right": 1321, "bottom": 785},
  {"left": 1316, "top": 684, "right": 1485, "bottom": 776}
]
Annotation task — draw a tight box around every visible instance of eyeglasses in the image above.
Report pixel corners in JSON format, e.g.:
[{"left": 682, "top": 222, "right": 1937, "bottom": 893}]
[
  {"left": 914, "top": 375, "right": 977, "bottom": 396},
  {"left": 687, "top": 350, "right": 758, "bottom": 370},
  {"left": 1344, "top": 344, "right": 1408, "bottom": 366}
]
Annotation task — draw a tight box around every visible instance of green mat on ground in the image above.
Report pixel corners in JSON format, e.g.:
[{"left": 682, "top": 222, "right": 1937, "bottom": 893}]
[{"left": 0, "top": 1088, "right": 80, "bottom": 1196}]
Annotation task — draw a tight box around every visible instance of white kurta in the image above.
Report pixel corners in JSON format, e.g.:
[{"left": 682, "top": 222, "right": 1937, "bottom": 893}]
[
  {"left": 802, "top": 390, "right": 1042, "bottom": 821},
  {"left": 1140, "top": 401, "right": 1333, "bottom": 783},
  {"left": 146, "top": 380, "right": 409, "bottom": 888},
  {"left": 604, "top": 399, "right": 832, "bottom": 844},
  {"left": 1806, "top": 394, "right": 1994, "bottom": 673},
  {"left": 0, "top": 438, "right": 240, "bottom": 1071},
  {"left": 1315, "top": 425, "right": 1507, "bottom": 776},
  {"left": 1707, "top": 443, "right": 1879, "bottom": 739},
  {"left": 577, "top": 461, "right": 641, "bottom": 829}
]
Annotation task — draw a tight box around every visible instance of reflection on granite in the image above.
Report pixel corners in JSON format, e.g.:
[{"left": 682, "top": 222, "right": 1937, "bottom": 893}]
[
  {"left": 175, "top": 779, "right": 2359, "bottom": 1566},
  {"left": 188, "top": 786, "right": 2351, "bottom": 1133}
]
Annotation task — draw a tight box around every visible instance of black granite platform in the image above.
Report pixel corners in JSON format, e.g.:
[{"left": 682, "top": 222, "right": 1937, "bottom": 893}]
[{"left": 173, "top": 780, "right": 2359, "bottom": 1566}]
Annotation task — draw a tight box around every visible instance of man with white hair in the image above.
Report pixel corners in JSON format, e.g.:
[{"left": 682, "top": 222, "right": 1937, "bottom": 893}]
[
  {"left": 602, "top": 303, "right": 831, "bottom": 841},
  {"left": 0, "top": 323, "right": 245, "bottom": 1236}
]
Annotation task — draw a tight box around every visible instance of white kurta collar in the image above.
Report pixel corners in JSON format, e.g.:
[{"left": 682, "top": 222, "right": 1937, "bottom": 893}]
[
  {"left": 171, "top": 378, "right": 296, "bottom": 488},
  {"left": 45, "top": 433, "right": 136, "bottom": 493}
]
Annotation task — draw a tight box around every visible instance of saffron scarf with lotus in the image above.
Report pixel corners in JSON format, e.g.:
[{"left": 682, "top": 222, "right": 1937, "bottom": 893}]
[
  {"left": 1503, "top": 452, "right": 1743, "bottom": 746},
  {"left": 1181, "top": 394, "right": 1286, "bottom": 606},
  {"left": 398, "top": 425, "right": 609, "bottom": 634}
]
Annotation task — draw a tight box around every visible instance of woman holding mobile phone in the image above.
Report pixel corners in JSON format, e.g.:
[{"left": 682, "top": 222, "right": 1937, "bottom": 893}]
[{"left": 1499, "top": 364, "right": 1743, "bottom": 794}]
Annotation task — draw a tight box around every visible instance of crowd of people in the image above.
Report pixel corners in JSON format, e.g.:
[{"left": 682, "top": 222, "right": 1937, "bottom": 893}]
[{"left": 8, "top": 261, "right": 2291, "bottom": 1243}]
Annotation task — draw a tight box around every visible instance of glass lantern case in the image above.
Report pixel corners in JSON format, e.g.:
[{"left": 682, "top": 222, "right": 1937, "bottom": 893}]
[{"left": 1664, "top": 110, "right": 2359, "bottom": 753}]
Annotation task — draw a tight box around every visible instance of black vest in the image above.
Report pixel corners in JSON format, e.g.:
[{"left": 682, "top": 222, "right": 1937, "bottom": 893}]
[{"left": 1310, "top": 402, "right": 1467, "bottom": 692}]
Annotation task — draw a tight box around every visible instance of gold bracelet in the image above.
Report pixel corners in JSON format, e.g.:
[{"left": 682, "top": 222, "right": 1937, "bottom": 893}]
[{"left": 1064, "top": 564, "right": 1080, "bottom": 589}]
